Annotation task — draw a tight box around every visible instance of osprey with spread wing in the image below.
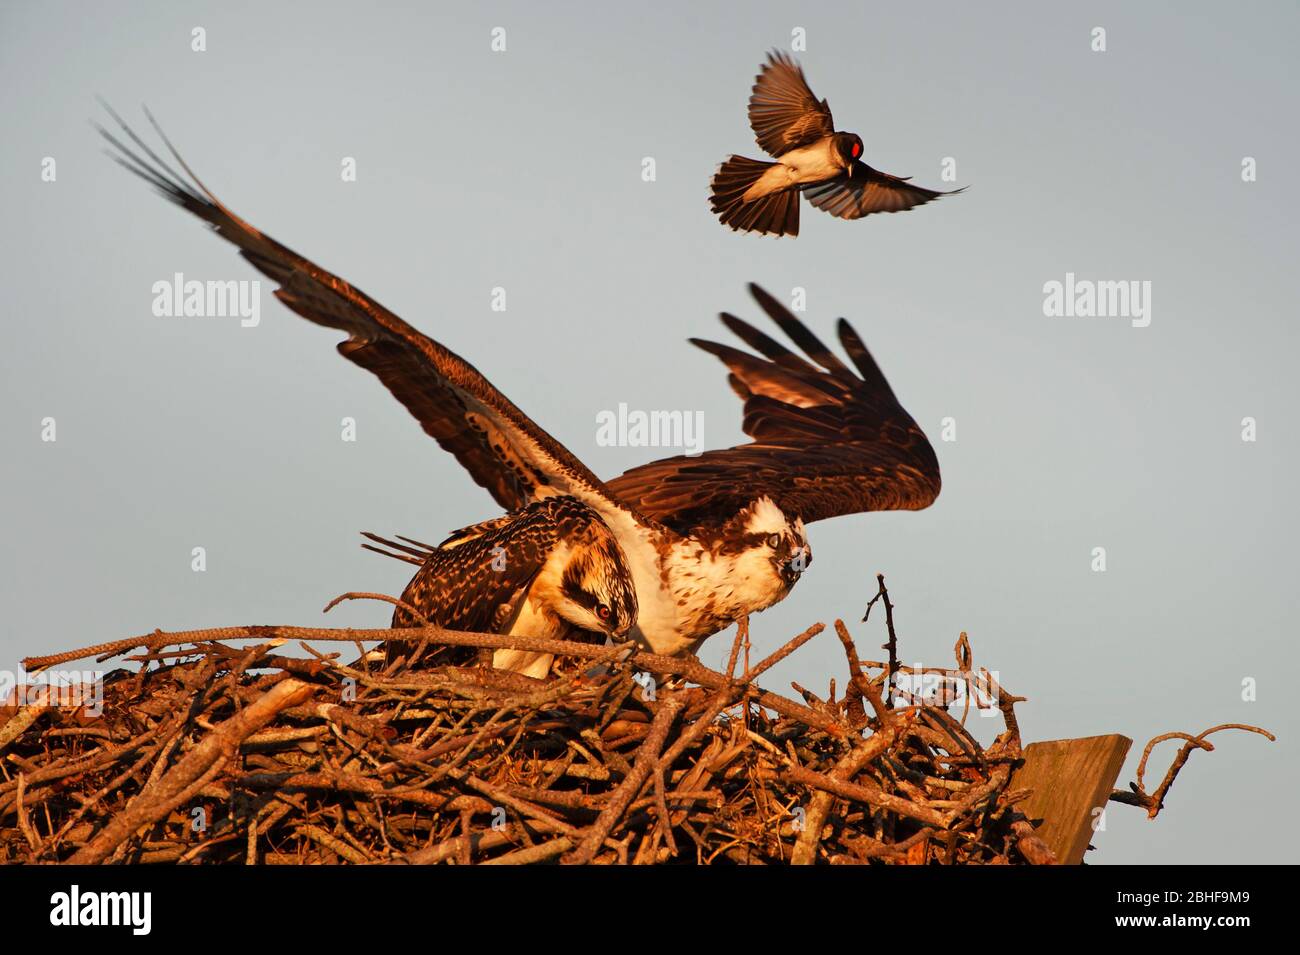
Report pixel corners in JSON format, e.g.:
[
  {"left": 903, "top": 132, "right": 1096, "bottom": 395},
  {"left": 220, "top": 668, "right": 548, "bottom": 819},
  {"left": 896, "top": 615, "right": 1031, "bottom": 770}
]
[{"left": 101, "top": 108, "right": 942, "bottom": 678}]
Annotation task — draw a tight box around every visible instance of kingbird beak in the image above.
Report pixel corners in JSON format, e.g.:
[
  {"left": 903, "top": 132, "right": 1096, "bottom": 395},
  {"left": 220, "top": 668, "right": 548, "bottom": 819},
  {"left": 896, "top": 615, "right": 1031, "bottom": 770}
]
[{"left": 847, "top": 163, "right": 854, "bottom": 179}]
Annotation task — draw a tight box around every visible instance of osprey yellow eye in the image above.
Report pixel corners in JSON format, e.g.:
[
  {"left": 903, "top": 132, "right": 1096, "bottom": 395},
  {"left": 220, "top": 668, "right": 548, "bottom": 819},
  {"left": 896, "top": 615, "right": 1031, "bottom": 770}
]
[
  {"left": 596, "top": 603, "right": 612, "bottom": 621},
  {"left": 767, "top": 533, "right": 781, "bottom": 549}
]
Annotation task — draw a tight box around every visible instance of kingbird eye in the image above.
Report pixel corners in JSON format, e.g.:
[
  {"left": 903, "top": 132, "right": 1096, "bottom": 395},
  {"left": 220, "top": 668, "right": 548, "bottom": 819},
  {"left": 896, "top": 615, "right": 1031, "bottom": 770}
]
[
  {"left": 851, "top": 142, "right": 861, "bottom": 158},
  {"left": 596, "top": 603, "right": 611, "bottom": 621},
  {"left": 767, "top": 533, "right": 781, "bottom": 549}
]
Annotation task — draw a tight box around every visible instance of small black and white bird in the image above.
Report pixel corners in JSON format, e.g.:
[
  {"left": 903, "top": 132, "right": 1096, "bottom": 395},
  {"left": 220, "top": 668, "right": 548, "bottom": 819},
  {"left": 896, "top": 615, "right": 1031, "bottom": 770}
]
[
  {"left": 99, "top": 107, "right": 942, "bottom": 679},
  {"left": 710, "top": 51, "right": 964, "bottom": 237}
]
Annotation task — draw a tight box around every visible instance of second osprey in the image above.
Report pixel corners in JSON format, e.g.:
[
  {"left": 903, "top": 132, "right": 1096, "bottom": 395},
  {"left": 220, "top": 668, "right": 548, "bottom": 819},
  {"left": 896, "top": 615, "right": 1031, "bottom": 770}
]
[{"left": 710, "top": 52, "right": 964, "bottom": 237}]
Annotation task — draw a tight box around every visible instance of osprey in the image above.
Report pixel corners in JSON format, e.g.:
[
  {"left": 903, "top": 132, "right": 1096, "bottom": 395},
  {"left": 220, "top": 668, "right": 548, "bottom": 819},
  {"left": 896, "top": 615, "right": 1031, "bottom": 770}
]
[
  {"left": 373, "top": 497, "right": 640, "bottom": 678},
  {"left": 710, "top": 51, "right": 964, "bottom": 237},
  {"left": 100, "top": 108, "right": 942, "bottom": 676}
]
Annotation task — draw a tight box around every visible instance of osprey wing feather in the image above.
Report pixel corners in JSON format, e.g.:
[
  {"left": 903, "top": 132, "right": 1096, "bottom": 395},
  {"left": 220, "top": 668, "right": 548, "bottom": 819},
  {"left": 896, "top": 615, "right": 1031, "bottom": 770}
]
[
  {"left": 605, "top": 284, "right": 941, "bottom": 534},
  {"left": 97, "top": 107, "right": 635, "bottom": 524}
]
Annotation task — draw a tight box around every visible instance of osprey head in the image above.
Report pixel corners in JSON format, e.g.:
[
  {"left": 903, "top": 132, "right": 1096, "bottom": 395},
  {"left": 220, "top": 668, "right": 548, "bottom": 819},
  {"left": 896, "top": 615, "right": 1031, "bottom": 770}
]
[
  {"left": 743, "top": 497, "right": 812, "bottom": 592},
  {"left": 557, "top": 532, "right": 639, "bottom": 641}
]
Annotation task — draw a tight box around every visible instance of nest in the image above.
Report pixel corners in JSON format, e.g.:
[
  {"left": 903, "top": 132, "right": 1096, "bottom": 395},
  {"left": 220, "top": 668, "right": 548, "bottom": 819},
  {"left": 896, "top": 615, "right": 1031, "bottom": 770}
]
[{"left": 0, "top": 579, "right": 1269, "bottom": 865}]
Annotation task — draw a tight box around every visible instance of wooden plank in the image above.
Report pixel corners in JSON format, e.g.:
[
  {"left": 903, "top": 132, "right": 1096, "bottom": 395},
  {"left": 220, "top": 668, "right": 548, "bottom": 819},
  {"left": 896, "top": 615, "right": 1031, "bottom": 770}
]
[{"left": 1009, "top": 734, "right": 1131, "bottom": 864}]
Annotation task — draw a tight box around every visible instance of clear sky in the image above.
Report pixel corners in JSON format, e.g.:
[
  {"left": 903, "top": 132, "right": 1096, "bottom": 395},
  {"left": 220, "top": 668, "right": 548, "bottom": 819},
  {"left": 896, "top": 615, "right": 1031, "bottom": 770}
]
[{"left": 2, "top": 0, "right": 1296, "bottom": 864}]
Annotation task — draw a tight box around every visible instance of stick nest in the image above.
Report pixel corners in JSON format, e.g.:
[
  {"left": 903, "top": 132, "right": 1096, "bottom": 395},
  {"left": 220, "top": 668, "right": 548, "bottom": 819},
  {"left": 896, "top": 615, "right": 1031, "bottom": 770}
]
[{"left": 1, "top": 579, "right": 1267, "bottom": 865}]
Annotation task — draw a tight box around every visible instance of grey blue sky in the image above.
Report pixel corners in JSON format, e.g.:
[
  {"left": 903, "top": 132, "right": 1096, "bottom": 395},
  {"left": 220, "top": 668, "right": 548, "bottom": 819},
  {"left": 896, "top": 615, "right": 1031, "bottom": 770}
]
[{"left": 2, "top": 0, "right": 1296, "bottom": 863}]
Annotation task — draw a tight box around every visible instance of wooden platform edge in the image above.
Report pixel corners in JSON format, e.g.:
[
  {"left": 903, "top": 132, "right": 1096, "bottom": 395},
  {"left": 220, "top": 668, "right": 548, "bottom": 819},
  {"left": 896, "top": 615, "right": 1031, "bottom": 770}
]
[{"left": 1009, "top": 733, "right": 1133, "bottom": 865}]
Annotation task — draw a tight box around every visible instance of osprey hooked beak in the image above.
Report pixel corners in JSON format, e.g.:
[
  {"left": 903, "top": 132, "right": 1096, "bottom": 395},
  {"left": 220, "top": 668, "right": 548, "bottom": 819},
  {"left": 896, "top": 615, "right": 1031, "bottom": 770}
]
[
  {"left": 779, "top": 544, "right": 810, "bottom": 587},
  {"left": 608, "top": 612, "right": 635, "bottom": 642}
]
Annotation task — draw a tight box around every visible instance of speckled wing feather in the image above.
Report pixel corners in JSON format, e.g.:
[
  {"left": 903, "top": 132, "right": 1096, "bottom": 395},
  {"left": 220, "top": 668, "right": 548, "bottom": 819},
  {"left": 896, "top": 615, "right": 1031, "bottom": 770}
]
[
  {"left": 384, "top": 498, "right": 604, "bottom": 666},
  {"left": 98, "top": 106, "right": 638, "bottom": 522},
  {"left": 748, "top": 51, "right": 835, "bottom": 157},
  {"left": 804, "top": 162, "right": 965, "bottom": 219},
  {"left": 604, "top": 285, "right": 941, "bottom": 534},
  {"left": 392, "top": 508, "right": 558, "bottom": 632}
]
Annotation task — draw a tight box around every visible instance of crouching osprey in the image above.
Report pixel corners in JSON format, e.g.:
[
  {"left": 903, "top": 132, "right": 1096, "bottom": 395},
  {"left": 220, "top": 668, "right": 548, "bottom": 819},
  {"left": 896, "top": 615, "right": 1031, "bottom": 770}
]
[
  {"left": 372, "top": 497, "right": 639, "bottom": 678},
  {"left": 101, "top": 108, "right": 942, "bottom": 675}
]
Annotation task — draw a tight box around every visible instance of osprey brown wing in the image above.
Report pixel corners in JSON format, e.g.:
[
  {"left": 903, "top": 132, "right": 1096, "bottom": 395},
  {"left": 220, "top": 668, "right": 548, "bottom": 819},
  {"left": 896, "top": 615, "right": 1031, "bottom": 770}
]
[
  {"left": 381, "top": 501, "right": 569, "bottom": 667},
  {"left": 99, "top": 106, "right": 621, "bottom": 517},
  {"left": 604, "top": 285, "right": 941, "bottom": 534},
  {"left": 391, "top": 506, "right": 559, "bottom": 631},
  {"left": 748, "top": 51, "right": 836, "bottom": 156},
  {"left": 385, "top": 530, "right": 546, "bottom": 667}
]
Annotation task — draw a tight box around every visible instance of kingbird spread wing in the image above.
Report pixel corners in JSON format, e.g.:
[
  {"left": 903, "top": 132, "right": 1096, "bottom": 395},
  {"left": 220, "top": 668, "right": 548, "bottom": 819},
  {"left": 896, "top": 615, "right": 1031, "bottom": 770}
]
[
  {"left": 749, "top": 51, "right": 835, "bottom": 157},
  {"left": 100, "top": 107, "right": 637, "bottom": 521},
  {"left": 604, "top": 285, "right": 941, "bottom": 534},
  {"left": 804, "top": 162, "right": 964, "bottom": 218}
]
